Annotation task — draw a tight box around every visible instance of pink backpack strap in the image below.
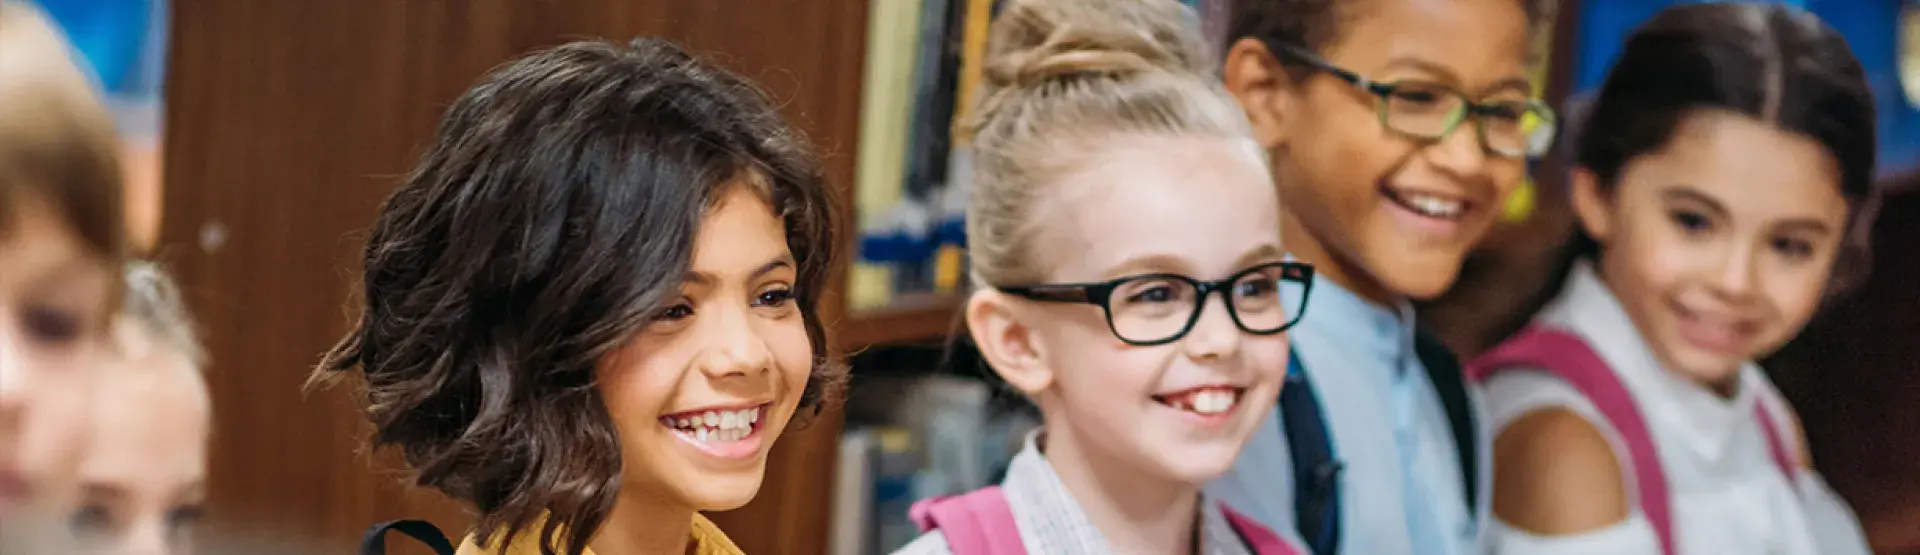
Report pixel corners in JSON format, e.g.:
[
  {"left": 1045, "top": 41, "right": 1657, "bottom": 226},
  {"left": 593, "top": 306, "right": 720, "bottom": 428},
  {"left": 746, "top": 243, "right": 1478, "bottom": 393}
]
[
  {"left": 1751, "top": 392, "right": 1803, "bottom": 489},
  {"left": 1468, "top": 327, "right": 1676, "bottom": 555},
  {"left": 1220, "top": 503, "right": 1302, "bottom": 555},
  {"left": 907, "top": 486, "right": 1028, "bottom": 555}
]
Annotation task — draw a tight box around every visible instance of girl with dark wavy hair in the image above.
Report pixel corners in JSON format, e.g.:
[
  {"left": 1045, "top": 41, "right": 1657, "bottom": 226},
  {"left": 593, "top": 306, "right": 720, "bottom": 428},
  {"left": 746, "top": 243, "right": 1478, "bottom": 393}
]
[{"left": 316, "top": 37, "right": 843, "bottom": 555}]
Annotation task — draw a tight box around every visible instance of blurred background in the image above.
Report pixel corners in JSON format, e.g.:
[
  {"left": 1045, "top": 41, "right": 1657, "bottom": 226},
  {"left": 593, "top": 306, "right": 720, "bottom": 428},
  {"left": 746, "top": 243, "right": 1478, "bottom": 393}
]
[{"left": 33, "top": 0, "right": 1920, "bottom": 553}]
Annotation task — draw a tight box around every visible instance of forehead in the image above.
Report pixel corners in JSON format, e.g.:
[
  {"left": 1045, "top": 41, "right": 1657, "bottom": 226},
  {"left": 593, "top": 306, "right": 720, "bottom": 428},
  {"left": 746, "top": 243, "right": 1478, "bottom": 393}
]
[
  {"left": 84, "top": 360, "right": 210, "bottom": 480},
  {"left": 0, "top": 195, "right": 106, "bottom": 289},
  {"left": 690, "top": 184, "right": 789, "bottom": 267},
  {"left": 1325, "top": 0, "right": 1530, "bottom": 81},
  {"left": 1038, "top": 136, "right": 1279, "bottom": 279},
  {"left": 1623, "top": 110, "right": 1847, "bottom": 224}
]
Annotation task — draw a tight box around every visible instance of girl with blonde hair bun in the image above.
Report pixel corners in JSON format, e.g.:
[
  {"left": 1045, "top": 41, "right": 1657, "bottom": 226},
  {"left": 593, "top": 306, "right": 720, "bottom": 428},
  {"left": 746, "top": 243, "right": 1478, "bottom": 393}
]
[{"left": 896, "top": 0, "right": 1311, "bottom": 553}]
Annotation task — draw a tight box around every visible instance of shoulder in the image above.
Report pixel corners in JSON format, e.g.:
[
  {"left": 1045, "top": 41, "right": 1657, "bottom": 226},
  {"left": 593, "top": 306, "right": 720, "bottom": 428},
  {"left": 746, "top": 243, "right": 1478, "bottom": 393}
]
[
  {"left": 1492, "top": 407, "right": 1632, "bottom": 535},
  {"left": 691, "top": 513, "right": 745, "bottom": 555},
  {"left": 892, "top": 530, "right": 955, "bottom": 555}
]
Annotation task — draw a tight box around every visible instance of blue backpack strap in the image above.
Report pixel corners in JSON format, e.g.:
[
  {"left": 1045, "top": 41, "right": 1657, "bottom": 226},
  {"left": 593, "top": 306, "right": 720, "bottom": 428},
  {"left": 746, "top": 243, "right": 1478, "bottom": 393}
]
[
  {"left": 358, "top": 519, "right": 456, "bottom": 555},
  {"left": 1413, "top": 329, "right": 1479, "bottom": 516},
  {"left": 1278, "top": 349, "right": 1341, "bottom": 555}
]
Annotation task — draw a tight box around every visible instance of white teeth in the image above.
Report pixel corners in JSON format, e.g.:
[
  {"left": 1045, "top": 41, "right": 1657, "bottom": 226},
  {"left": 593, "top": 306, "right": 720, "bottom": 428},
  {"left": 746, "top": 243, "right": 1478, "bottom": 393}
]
[
  {"left": 660, "top": 406, "right": 764, "bottom": 442},
  {"left": 1158, "top": 389, "right": 1239, "bottom": 416},
  {"left": 1397, "top": 192, "right": 1464, "bottom": 219},
  {"left": 1191, "top": 389, "right": 1236, "bottom": 415}
]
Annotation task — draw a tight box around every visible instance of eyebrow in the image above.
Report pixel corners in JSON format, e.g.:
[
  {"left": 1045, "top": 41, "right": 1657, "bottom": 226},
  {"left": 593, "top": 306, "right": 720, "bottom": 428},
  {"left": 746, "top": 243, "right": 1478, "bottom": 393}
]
[
  {"left": 1773, "top": 219, "right": 1834, "bottom": 236},
  {"left": 80, "top": 483, "right": 129, "bottom": 503},
  {"left": 1104, "top": 254, "right": 1192, "bottom": 279},
  {"left": 1380, "top": 56, "right": 1532, "bottom": 97},
  {"left": 1234, "top": 244, "right": 1288, "bottom": 269},
  {"left": 681, "top": 257, "right": 795, "bottom": 286},
  {"left": 1660, "top": 186, "right": 1731, "bottom": 218},
  {"left": 24, "top": 257, "right": 106, "bottom": 296}
]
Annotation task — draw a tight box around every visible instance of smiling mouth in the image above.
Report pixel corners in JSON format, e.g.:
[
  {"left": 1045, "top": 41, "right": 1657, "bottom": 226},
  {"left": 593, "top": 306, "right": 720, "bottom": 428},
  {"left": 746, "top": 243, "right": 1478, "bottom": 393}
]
[
  {"left": 658, "top": 404, "right": 766, "bottom": 444},
  {"left": 1152, "top": 386, "right": 1244, "bottom": 416},
  {"left": 1383, "top": 187, "right": 1468, "bottom": 221}
]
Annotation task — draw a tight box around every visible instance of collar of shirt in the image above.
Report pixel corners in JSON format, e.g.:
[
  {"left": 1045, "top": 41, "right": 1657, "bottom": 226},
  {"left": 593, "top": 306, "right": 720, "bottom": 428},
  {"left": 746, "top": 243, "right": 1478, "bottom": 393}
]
[
  {"left": 1001, "top": 430, "right": 1255, "bottom": 555},
  {"left": 1294, "top": 273, "right": 1417, "bottom": 375},
  {"left": 1539, "top": 260, "right": 1765, "bottom": 464}
]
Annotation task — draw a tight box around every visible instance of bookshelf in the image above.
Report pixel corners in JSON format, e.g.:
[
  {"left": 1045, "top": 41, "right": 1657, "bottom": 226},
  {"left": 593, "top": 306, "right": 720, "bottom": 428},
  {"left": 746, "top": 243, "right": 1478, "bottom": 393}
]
[{"left": 841, "top": 294, "right": 966, "bottom": 353}]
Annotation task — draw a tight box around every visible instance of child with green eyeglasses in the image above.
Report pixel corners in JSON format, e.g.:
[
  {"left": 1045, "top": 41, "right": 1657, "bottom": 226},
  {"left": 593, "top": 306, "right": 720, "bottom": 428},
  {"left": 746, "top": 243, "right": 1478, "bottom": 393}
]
[{"left": 1204, "top": 1, "right": 1557, "bottom": 554}]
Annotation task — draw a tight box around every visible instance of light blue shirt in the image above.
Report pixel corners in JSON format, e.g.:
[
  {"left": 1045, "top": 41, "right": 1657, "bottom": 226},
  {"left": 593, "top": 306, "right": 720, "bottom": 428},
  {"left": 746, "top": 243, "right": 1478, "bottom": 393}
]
[{"left": 1207, "top": 279, "right": 1489, "bottom": 555}]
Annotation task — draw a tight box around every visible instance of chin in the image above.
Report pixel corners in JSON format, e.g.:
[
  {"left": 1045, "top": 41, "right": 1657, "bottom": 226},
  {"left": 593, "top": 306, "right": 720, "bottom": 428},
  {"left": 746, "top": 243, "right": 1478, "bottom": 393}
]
[
  {"left": 1372, "top": 251, "right": 1468, "bottom": 301},
  {"left": 682, "top": 472, "right": 768, "bottom": 511},
  {"left": 1651, "top": 338, "right": 1748, "bottom": 389},
  {"left": 1153, "top": 444, "right": 1241, "bottom": 485}
]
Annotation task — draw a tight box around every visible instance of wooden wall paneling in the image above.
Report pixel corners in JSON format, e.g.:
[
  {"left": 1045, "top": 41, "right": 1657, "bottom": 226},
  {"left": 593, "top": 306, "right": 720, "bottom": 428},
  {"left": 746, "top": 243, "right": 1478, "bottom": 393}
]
[
  {"left": 162, "top": 2, "right": 868, "bottom": 553},
  {"left": 1767, "top": 171, "right": 1920, "bottom": 554}
]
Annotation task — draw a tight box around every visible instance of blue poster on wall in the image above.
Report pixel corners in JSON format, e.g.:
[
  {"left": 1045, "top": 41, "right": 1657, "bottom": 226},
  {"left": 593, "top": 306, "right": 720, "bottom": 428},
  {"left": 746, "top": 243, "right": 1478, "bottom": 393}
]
[
  {"left": 31, "top": 0, "right": 167, "bottom": 141},
  {"left": 1574, "top": 0, "right": 1919, "bottom": 176}
]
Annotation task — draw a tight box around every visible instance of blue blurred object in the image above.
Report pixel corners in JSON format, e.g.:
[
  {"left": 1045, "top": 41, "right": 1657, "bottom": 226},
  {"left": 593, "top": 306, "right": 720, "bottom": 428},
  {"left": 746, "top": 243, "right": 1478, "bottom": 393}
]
[
  {"left": 1575, "top": 0, "right": 1918, "bottom": 175},
  {"left": 32, "top": 0, "right": 153, "bottom": 94}
]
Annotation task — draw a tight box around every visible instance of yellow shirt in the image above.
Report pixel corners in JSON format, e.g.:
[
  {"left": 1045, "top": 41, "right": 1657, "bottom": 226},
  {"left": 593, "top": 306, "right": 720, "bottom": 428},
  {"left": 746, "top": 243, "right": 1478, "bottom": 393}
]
[{"left": 455, "top": 512, "right": 743, "bottom": 555}]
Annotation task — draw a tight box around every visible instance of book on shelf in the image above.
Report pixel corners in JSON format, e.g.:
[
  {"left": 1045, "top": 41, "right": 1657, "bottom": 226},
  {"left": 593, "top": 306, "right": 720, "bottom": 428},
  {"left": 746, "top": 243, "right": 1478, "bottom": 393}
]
[
  {"left": 831, "top": 373, "right": 1040, "bottom": 554},
  {"left": 849, "top": 0, "right": 1236, "bottom": 315}
]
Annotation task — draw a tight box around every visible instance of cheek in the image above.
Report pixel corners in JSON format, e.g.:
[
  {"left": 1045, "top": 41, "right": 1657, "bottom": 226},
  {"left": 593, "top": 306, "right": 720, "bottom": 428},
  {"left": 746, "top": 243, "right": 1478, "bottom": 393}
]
[
  {"left": 1760, "top": 268, "right": 1830, "bottom": 333},
  {"left": 1610, "top": 212, "right": 1694, "bottom": 286},
  {"left": 595, "top": 344, "right": 681, "bottom": 429},
  {"left": 762, "top": 319, "right": 814, "bottom": 393},
  {"left": 1283, "top": 90, "right": 1393, "bottom": 189}
]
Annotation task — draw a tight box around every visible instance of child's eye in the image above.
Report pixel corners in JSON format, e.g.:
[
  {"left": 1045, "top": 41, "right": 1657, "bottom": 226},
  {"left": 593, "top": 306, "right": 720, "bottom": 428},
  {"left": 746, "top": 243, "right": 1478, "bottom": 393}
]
[
  {"left": 1670, "top": 209, "right": 1712, "bottom": 234},
  {"left": 22, "top": 305, "right": 83, "bottom": 345},
  {"left": 69, "top": 504, "right": 112, "bottom": 540},
  {"left": 754, "top": 287, "right": 795, "bottom": 308},
  {"left": 653, "top": 303, "right": 695, "bottom": 322},
  {"left": 1772, "top": 236, "right": 1815, "bottom": 260},
  {"left": 1126, "top": 284, "right": 1179, "bottom": 304},
  {"left": 167, "top": 504, "right": 206, "bottom": 539}
]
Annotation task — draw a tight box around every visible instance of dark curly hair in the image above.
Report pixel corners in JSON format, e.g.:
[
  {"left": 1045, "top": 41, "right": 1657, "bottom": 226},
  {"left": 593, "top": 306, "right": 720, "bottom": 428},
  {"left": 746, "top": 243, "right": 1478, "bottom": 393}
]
[
  {"left": 313, "top": 37, "right": 843, "bottom": 555},
  {"left": 1572, "top": 3, "right": 1879, "bottom": 288},
  {"left": 1228, "top": 0, "right": 1551, "bottom": 54}
]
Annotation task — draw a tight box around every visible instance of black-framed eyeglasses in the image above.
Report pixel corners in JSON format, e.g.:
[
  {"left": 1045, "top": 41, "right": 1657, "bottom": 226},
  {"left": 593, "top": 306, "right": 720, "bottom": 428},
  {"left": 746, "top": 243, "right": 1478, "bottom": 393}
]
[
  {"left": 1267, "top": 43, "right": 1558, "bottom": 159},
  {"left": 996, "top": 261, "right": 1315, "bottom": 346}
]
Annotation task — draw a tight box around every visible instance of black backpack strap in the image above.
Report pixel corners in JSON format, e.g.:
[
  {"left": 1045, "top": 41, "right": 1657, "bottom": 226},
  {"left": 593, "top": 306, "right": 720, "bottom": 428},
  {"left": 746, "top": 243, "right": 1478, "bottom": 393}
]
[
  {"left": 1413, "top": 329, "right": 1479, "bottom": 515},
  {"left": 1278, "top": 349, "right": 1341, "bottom": 555},
  {"left": 360, "top": 519, "right": 457, "bottom": 555}
]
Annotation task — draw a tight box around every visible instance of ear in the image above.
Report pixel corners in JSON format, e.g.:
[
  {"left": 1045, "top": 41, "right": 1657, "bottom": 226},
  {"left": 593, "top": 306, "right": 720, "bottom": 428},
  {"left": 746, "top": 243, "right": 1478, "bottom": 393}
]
[
  {"left": 964, "top": 290, "right": 1054, "bottom": 395},
  {"left": 1569, "top": 167, "right": 1615, "bottom": 244},
  {"left": 1222, "top": 37, "right": 1297, "bottom": 151}
]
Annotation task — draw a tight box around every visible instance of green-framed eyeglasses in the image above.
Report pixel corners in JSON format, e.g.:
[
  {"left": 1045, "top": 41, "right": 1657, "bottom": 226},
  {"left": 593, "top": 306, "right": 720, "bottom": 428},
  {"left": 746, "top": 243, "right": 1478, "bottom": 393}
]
[{"left": 1269, "top": 43, "right": 1559, "bottom": 159}]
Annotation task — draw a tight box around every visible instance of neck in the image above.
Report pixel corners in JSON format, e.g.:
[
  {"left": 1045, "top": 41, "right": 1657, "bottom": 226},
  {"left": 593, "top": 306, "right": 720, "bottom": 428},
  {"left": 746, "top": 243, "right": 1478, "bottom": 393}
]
[
  {"left": 590, "top": 488, "right": 694, "bottom": 555},
  {"left": 1042, "top": 423, "right": 1203, "bottom": 555},
  {"left": 1281, "top": 212, "right": 1399, "bottom": 308}
]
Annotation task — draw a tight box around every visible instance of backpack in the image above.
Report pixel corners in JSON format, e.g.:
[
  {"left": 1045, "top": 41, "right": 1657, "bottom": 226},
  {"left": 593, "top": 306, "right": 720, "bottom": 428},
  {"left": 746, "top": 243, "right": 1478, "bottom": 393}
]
[
  {"left": 908, "top": 486, "right": 1300, "bottom": 555},
  {"left": 1280, "top": 330, "right": 1479, "bottom": 555},
  {"left": 1467, "top": 326, "right": 1801, "bottom": 555},
  {"left": 359, "top": 519, "right": 457, "bottom": 555}
]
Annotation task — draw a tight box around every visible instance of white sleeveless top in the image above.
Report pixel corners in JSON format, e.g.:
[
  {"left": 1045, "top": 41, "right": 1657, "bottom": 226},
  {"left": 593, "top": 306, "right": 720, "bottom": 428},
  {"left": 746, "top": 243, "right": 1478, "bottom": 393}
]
[{"left": 1479, "top": 262, "right": 1872, "bottom": 555}]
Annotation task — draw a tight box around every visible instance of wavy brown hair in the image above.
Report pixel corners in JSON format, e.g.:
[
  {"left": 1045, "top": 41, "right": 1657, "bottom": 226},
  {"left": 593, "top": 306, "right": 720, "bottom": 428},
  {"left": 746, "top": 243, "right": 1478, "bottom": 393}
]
[{"left": 313, "top": 37, "right": 842, "bottom": 555}]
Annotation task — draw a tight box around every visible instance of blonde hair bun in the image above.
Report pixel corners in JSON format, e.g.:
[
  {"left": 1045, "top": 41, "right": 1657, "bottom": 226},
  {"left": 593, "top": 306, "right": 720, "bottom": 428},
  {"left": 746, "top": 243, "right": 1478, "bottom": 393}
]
[
  {"left": 983, "top": 0, "right": 1210, "bottom": 90},
  {"left": 964, "top": 0, "right": 1252, "bottom": 288}
]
